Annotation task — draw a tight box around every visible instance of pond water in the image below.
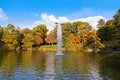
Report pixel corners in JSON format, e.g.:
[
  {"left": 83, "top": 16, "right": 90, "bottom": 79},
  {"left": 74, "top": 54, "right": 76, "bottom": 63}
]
[{"left": 0, "top": 51, "right": 120, "bottom": 80}]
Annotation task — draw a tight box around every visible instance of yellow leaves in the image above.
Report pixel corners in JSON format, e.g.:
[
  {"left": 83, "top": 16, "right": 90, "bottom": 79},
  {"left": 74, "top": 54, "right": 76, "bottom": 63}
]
[{"left": 65, "top": 34, "right": 83, "bottom": 51}]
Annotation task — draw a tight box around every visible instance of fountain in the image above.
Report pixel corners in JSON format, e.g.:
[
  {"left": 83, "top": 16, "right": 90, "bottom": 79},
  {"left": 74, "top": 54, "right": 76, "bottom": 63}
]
[{"left": 56, "top": 23, "right": 63, "bottom": 55}]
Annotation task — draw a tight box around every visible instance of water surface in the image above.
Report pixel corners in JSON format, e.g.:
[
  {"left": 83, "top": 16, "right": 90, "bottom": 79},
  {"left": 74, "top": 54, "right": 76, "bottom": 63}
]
[{"left": 0, "top": 51, "right": 120, "bottom": 80}]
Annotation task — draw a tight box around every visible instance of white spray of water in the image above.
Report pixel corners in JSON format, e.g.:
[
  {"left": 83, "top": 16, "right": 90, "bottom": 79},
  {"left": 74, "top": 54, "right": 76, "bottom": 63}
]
[{"left": 56, "top": 23, "right": 63, "bottom": 55}]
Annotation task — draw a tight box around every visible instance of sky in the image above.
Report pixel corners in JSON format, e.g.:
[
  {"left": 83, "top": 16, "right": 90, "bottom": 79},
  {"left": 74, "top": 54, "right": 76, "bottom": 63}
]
[{"left": 0, "top": 0, "right": 120, "bottom": 30}]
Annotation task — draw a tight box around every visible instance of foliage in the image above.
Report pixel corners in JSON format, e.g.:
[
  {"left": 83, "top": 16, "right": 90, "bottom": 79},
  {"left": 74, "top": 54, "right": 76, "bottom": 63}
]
[
  {"left": 34, "top": 35, "right": 43, "bottom": 46},
  {"left": 2, "top": 24, "right": 20, "bottom": 50},
  {"left": 45, "top": 30, "right": 57, "bottom": 45},
  {"left": 97, "top": 19, "right": 106, "bottom": 28},
  {"left": 65, "top": 34, "right": 82, "bottom": 51},
  {"left": 1, "top": 9, "right": 120, "bottom": 51},
  {"left": 0, "top": 27, "right": 3, "bottom": 47},
  {"left": 22, "top": 33, "right": 34, "bottom": 48},
  {"left": 33, "top": 24, "right": 48, "bottom": 43},
  {"left": 97, "top": 26, "right": 112, "bottom": 41},
  {"left": 88, "top": 30, "right": 104, "bottom": 49},
  {"left": 97, "top": 9, "right": 120, "bottom": 49}
]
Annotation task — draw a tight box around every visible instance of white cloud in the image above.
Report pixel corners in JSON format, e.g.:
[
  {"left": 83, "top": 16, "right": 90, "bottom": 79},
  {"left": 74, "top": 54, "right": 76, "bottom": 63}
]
[
  {"left": 34, "top": 21, "right": 44, "bottom": 25},
  {"left": 0, "top": 8, "right": 8, "bottom": 21},
  {"left": 34, "top": 13, "right": 69, "bottom": 30},
  {"left": 73, "top": 15, "right": 106, "bottom": 29},
  {"left": 33, "top": 13, "right": 106, "bottom": 30}
]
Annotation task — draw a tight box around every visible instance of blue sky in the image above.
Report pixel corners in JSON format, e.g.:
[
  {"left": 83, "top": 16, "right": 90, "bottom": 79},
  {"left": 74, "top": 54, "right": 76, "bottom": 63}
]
[{"left": 0, "top": 0, "right": 120, "bottom": 29}]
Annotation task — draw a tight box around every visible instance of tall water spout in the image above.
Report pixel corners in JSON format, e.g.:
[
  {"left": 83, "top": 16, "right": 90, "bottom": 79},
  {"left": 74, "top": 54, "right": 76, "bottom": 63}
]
[{"left": 56, "top": 23, "right": 63, "bottom": 55}]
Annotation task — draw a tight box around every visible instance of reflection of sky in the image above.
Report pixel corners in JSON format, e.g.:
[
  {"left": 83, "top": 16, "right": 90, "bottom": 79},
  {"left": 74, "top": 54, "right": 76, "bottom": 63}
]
[{"left": 44, "top": 53, "right": 56, "bottom": 80}]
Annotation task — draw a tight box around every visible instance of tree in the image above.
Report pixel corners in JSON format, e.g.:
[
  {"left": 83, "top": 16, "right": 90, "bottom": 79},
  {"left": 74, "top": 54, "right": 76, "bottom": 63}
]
[
  {"left": 97, "top": 19, "right": 106, "bottom": 28},
  {"left": 20, "top": 28, "right": 33, "bottom": 45},
  {"left": 0, "top": 26, "right": 3, "bottom": 47},
  {"left": 88, "top": 30, "right": 104, "bottom": 49},
  {"left": 45, "top": 30, "right": 57, "bottom": 45},
  {"left": 2, "top": 24, "right": 20, "bottom": 50},
  {"left": 22, "top": 33, "right": 34, "bottom": 50},
  {"left": 97, "top": 26, "right": 112, "bottom": 41},
  {"left": 113, "top": 9, "right": 120, "bottom": 41},
  {"left": 20, "top": 28, "right": 33, "bottom": 34},
  {"left": 65, "top": 34, "right": 82, "bottom": 51},
  {"left": 33, "top": 24, "right": 48, "bottom": 44},
  {"left": 34, "top": 35, "right": 43, "bottom": 46},
  {"left": 62, "top": 22, "right": 73, "bottom": 45}
]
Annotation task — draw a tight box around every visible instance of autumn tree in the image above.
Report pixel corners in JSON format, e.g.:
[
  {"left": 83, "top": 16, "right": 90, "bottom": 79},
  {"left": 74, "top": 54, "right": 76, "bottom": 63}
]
[
  {"left": 34, "top": 35, "right": 43, "bottom": 46},
  {"left": 2, "top": 24, "right": 20, "bottom": 50},
  {"left": 87, "top": 30, "right": 104, "bottom": 49},
  {"left": 65, "top": 34, "right": 82, "bottom": 51},
  {"left": 22, "top": 34, "right": 34, "bottom": 50},
  {"left": 97, "top": 9, "right": 120, "bottom": 49},
  {"left": 45, "top": 30, "right": 57, "bottom": 45},
  {"left": 33, "top": 24, "right": 48, "bottom": 44},
  {"left": 21, "top": 28, "right": 34, "bottom": 50}
]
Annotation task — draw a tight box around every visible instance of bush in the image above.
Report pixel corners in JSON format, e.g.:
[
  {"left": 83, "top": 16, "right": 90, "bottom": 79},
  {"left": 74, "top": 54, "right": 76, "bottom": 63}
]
[{"left": 2, "top": 44, "right": 15, "bottom": 51}]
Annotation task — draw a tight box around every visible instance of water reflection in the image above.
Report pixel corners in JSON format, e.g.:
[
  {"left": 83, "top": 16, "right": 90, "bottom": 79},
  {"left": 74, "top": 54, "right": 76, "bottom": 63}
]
[
  {"left": 0, "top": 51, "right": 120, "bottom": 80},
  {"left": 44, "top": 53, "right": 55, "bottom": 79},
  {"left": 99, "top": 53, "right": 120, "bottom": 80},
  {"left": 0, "top": 52, "right": 17, "bottom": 79},
  {"left": 55, "top": 55, "right": 63, "bottom": 80}
]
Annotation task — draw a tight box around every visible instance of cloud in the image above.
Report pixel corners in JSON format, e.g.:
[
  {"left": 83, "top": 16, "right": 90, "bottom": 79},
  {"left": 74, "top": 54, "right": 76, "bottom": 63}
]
[
  {"left": 33, "top": 13, "right": 106, "bottom": 30},
  {"left": 34, "top": 21, "right": 44, "bottom": 25},
  {"left": 0, "top": 8, "right": 8, "bottom": 21},
  {"left": 73, "top": 15, "right": 106, "bottom": 29},
  {"left": 34, "top": 13, "right": 69, "bottom": 30}
]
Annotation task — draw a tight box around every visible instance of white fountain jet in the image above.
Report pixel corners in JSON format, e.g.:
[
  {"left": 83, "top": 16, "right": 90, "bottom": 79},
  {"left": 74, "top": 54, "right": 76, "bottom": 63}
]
[{"left": 56, "top": 23, "right": 63, "bottom": 55}]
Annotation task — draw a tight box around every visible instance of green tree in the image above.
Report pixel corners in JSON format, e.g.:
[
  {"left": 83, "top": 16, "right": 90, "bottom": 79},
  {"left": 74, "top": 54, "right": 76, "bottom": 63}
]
[
  {"left": 97, "top": 19, "right": 106, "bottom": 28},
  {"left": 22, "top": 33, "right": 34, "bottom": 50},
  {"left": 62, "top": 22, "right": 73, "bottom": 45},
  {"left": 2, "top": 24, "right": 20, "bottom": 50},
  {"left": 33, "top": 24, "right": 48, "bottom": 44},
  {"left": 97, "top": 26, "right": 112, "bottom": 41},
  {"left": 62, "top": 21, "right": 93, "bottom": 50},
  {"left": 88, "top": 30, "right": 104, "bottom": 49},
  {"left": 113, "top": 9, "right": 120, "bottom": 41},
  {"left": 97, "top": 9, "right": 120, "bottom": 49},
  {"left": 20, "top": 28, "right": 33, "bottom": 46}
]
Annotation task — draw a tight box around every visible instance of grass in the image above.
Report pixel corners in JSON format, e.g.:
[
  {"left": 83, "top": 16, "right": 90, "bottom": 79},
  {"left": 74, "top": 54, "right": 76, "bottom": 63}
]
[{"left": 38, "top": 45, "right": 57, "bottom": 51}]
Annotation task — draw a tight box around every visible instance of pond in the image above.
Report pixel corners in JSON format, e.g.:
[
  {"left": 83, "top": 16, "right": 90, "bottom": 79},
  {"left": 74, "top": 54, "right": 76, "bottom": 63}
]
[{"left": 0, "top": 51, "right": 120, "bottom": 80}]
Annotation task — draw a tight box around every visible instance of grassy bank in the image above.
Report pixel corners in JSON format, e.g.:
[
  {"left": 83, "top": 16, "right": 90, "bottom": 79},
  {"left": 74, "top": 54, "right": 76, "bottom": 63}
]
[{"left": 34, "top": 45, "right": 57, "bottom": 51}]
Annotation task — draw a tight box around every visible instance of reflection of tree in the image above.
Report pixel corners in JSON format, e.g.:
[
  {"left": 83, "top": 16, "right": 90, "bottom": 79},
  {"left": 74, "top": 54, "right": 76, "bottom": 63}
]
[
  {"left": 62, "top": 52, "right": 88, "bottom": 74},
  {"left": 0, "top": 52, "right": 17, "bottom": 77},
  {"left": 33, "top": 51, "right": 46, "bottom": 74},
  {"left": 21, "top": 51, "right": 33, "bottom": 72},
  {"left": 99, "top": 54, "right": 120, "bottom": 80},
  {"left": 87, "top": 53, "right": 102, "bottom": 79}
]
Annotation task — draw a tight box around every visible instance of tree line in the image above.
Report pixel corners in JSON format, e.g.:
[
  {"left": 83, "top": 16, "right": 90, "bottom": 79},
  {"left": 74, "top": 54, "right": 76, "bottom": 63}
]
[
  {"left": 97, "top": 9, "right": 120, "bottom": 51},
  {"left": 0, "top": 9, "right": 120, "bottom": 51},
  {"left": 0, "top": 21, "right": 103, "bottom": 51}
]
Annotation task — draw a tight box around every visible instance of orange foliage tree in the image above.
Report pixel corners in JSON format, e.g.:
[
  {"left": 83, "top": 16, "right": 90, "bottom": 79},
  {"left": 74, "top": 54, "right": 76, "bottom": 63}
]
[
  {"left": 45, "top": 30, "right": 57, "bottom": 45},
  {"left": 34, "top": 35, "right": 43, "bottom": 46}
]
